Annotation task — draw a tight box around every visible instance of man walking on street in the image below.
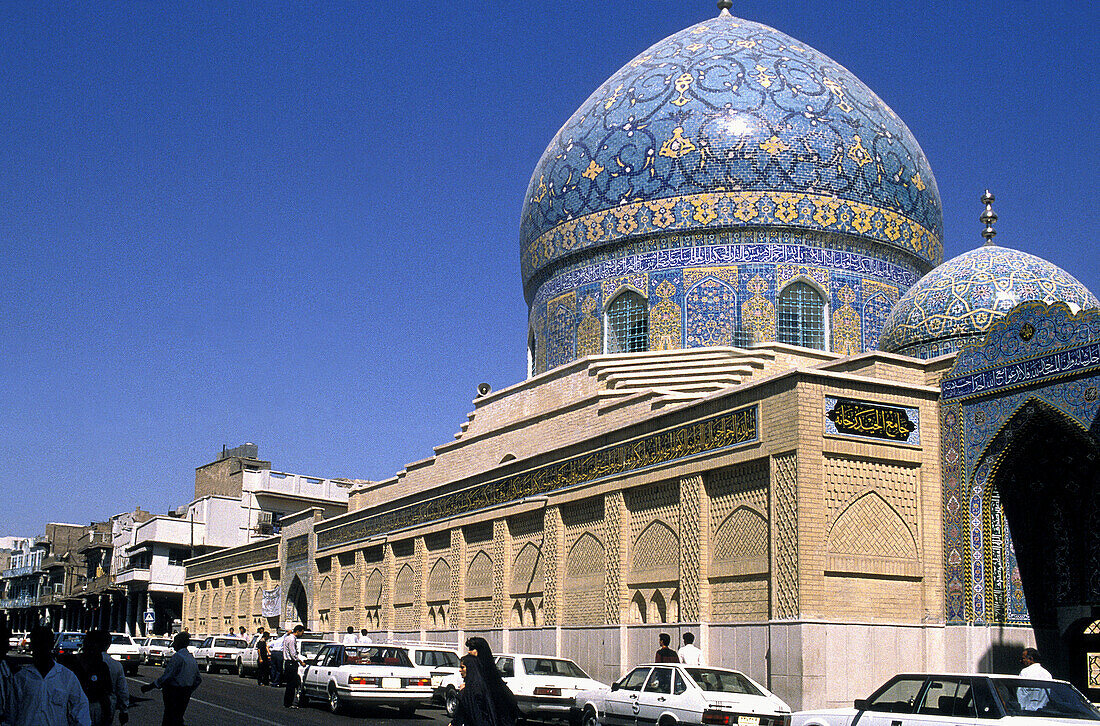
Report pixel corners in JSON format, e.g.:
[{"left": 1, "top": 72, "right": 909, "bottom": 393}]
[
  {"left": 13, "top": 625, "right": 91, "bottom": 726},
  {"left": 282, "top": 625, "right": 305, "bottom": 708},
  {"left": 86, "top": 631, "right": 128, "bottom": 725},
  {"left": 678, "top": 632, "right": 703, "bottom": 666},
  {"left": 140, "top": 632, "right": 200, "bottom": 726}
]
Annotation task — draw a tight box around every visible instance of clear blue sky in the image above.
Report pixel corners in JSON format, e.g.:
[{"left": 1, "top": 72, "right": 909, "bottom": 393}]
[{"left": 1, "top": 2, "right": 1096, "bottom": 536}]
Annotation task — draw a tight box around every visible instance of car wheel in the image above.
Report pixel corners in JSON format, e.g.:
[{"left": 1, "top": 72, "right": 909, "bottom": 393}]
[
  {"left": 237, "top": 659, "right": 244, "bottom": 677},
  {"left": 327, "top": 684, "right": 342, "bottom": 714},
  {"left": 445, "top": 687, "right": 459, "bottom": 717},
  {"left": 205, "top": 659, "right": 215, "bottom": 674},
  {"left": 582, "top": 707, "right": 601, "bottom": 726},
  {"left": 295, "top": 685, "right": 307, "bottom": 707}
]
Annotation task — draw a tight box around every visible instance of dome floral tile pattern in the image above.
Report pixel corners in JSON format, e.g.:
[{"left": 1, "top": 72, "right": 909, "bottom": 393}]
[
  {"left": 520, "top": 11, "right": 943, "bottom": 288},
  {"left": 878, "top": 245, "right": 1099, "bottom": 358}
]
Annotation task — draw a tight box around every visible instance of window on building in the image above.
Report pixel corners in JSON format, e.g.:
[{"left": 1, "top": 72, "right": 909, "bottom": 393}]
[
  {"left": 168, "top": 549, "right": 191, "bottom": 566},
  {"left": 778, "top": 281, "right": 826, "bottom": 349},
  {"left": 527, "top": 332, "right": 537, "bottom": 378},
  {"left": 605, "top": 291, "right": 648, "bottom": 353}
]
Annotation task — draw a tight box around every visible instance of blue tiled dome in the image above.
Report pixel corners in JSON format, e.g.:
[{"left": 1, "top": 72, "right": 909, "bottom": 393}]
[
  {"left": 878, "top": 245, "right": 1099, "bottom": 359},
  {"left": 520, "top": 9, "right": 943, "bottom": 294}
]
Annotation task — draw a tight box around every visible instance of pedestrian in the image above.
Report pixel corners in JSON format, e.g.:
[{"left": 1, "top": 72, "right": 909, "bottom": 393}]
[
  {"left": 12, "top": 625, "right": 91, "bottom": 726},
  {"left": 238, "top": 627, "right": 247, "bottom": 639},
  {"left": 358, "top": 628, "right": 372, "bottom": 644},
  {"left": 0, "top": 627, "right": 16, "bottom": 726},
  {"left": 268, "top": 631, "right": 285, "bottom": 687},
  {"left": 256, "top": 633, "right": 271, "bottom": 686},
  {"left": 140, "top": 632, "right": 201, "bottom": 726},
  {"left": 87, "top": 631, "right": 128, "bottom": 726},
  {"left": 71, "top": 632, "right": 112, "bottom": 726},
  {"left": 341, "top": 627, "right": 358, "bottom": 645},
  {"left": 451, "top": 654, "right": 519, "bottom": 726},
  {"left": 462, "top": 637, "right": 518, "bottom": 726},
  {"left": 654, "top": 633, "right": 678, "bottom": 663},
  {"left": 677, "top": 632, "right": 703, "bottom": 666},
  {"left": 1018, "top": 647, "right": 1053, "bottom": 711},
  {"left": 281, "top": 625, "right": 305, "bottom": 708}
]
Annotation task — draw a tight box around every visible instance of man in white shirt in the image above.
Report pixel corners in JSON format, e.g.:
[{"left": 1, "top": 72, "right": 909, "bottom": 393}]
[
  {"left": 678, "top": 632, "right": 703, "bottom": 666},
  {"left": 358, "top": 629, "right": 372, "bottom": 645},
  {"left": 12, "top": 626, "right": 91, "bottom": 726},
  {"left": 1018, "top": 647, "right": 1053, "bottom": 711},
  {"left": 269, "top": 632, "right": 286, "bottom": 687},
  {"left": 342, "top": 627, "right": 358, "bottom": 645},
  {"left": 281, "top": 625, "right": 305, "bottom": 708}
]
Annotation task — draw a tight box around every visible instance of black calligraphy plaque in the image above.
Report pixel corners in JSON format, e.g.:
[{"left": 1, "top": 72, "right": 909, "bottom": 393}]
[{"left": 825, "top": 397, "right": 917, "bottom": 443}]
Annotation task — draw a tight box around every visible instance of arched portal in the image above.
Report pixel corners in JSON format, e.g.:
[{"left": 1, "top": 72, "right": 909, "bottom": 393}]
[
  {"left": 285, "top": 575, "right": 308, "bottom": 627},
  {"left": 982, "top": 399, "right": 1100, "bottom": 696}
]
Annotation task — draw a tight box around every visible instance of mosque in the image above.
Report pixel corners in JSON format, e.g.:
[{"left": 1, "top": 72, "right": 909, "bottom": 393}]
[{"left": 183, "top": 3, "right": 1100, "bottom": 708}]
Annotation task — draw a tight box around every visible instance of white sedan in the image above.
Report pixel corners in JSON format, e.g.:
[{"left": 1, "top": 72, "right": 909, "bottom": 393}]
[
  {"left": 141, "top": 636, "right": 174, "bottom": 667},
  {"left": 299, "top": 643, "right": 432, "bottom": 715},
  {"left": 793, "top": 673, "right": 1100, "bottom": 726},
  {"left": 193, "top": 636, "right": 250, "bottom": 674},
  {"left": 496, "top": 653, "right": 608, "bottom": 722},
  {"left": 107, "top": 633, "right": 143, "bottom": 676},
  {"left": 575, "top": 664, "right": 791, "bottom": 726}
]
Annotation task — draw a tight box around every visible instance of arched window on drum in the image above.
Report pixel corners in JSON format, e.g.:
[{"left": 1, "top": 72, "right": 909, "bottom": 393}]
[
  {"left": 605, "top": 290, "right": 648, "bottom": 354},
  {"left": 777, "top": 280, "right": 827, "bottom": 350}
]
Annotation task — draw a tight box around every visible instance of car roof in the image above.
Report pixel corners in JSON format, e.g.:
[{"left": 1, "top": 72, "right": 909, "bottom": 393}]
[
  {"left": 887, "top": 672, "right": 1073, "bottom": 685},
  {"left": 499, "top": 653, "right": 577, "bottom": 660}
]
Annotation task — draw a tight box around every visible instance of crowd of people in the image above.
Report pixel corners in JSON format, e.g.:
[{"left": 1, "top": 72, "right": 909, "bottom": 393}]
[{"left": 0, "top": 625, "right": 200, "bottom": 726}]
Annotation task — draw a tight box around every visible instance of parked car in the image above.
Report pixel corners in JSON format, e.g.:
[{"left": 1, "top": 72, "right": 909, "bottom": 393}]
[
  {"left": 107, "top": 633, "right": 143, "bottom": 676},
  {"left": 792, "top": 673, "right": 1100, "bottom": 726},
  {"left": 298, "top": 643, "right": 432, "bottom": 715},
  {"left": 52, "top": 631, "right": 85, "bottom": 659},
  {"left": 237, "top": 634, "right": 262, "bottom": 676},
  {"left": 500, "top": 653, "right": 607, "bottom": 722},
  {"left": 142, "top": 636, "right": 174, "bottom": 667},
  {"left": 396, "top": 643, "right": 461, "bottom": 696},
  {"left": 193, "top": 636, "right": 250, "bottom": 674},
  {"left": 574, "top": 663, "right": 791, "bottom": 726}
]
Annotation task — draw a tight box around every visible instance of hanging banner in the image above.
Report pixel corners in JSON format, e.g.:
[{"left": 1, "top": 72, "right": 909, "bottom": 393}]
[{"left": 261, "top": 586, "right": 281, "bottom": 618}]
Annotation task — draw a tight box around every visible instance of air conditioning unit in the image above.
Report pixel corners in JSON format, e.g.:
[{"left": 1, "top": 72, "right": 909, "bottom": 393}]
[{"left": 256, "top": 511, "right": 274, "bottom": 535}]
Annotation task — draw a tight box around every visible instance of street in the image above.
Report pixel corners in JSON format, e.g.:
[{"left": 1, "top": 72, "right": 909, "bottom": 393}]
[{"left": 124, "top": 667, "right": 451, "bottom": 726}]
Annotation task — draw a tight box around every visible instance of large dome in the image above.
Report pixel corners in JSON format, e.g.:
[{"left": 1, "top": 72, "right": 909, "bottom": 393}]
[
  {"left": 878, "top": 244, "right": 1099, "bottom": 359},
  {"left": 520, "top": 9, "right": 943, "bottom": 294}
]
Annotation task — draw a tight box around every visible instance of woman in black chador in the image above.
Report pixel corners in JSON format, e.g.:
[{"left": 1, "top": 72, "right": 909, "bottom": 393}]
[{"left": 452, "top": 637, "right": 519, "bottom": 726}]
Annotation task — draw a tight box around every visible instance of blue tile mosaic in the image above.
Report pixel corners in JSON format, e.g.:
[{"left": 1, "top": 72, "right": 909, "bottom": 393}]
[
  {"left": 519, "top": 10, "right": 943, "bottom": 290},
  {"left": 880, "top": 245, "right": 1099, "bottom": 358}
]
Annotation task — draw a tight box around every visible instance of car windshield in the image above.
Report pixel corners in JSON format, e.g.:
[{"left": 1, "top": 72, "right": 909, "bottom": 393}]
[
  {"left": 110, "top": 635, "right": 133, "bottom": 646},
  {"left": 300, "top": 641, "right": 330, "bottom": 660},
  {"left": 522, "top": 658, "right": 590, "bottom": 679},
  {"left": 686, "top": 669, "right": 764, "bottom": 696},
  {"left": 991, "top": 679, "right": 1100, "bottom": 720},
  {"left": 57, "top": 634, "right": 84, "bottom": 646},
  {"left": 343, "top": 645, "right": 413, "bottom": 668},
  {"left": 150, "top": 639, "right": 172, "bottom": 647},
  {"left": 214, "top": 638, "right": 246, "bottom": 648}
]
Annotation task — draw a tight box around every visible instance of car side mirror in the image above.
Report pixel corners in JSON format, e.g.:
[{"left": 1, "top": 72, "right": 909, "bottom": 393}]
[
  {"left": 854, "top": 699, "right": 869, "bottom": 710},
  {"left": 611, "top": 682, "right": 621, "bottom": 692}
]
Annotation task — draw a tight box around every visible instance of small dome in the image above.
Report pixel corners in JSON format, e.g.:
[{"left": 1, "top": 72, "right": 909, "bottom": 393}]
[
  {"left": 878, "top": 245, "right": 1099, "bottom": 358},
  {"left": 520, "top": 10, "right": 943, "bottom": 294}
]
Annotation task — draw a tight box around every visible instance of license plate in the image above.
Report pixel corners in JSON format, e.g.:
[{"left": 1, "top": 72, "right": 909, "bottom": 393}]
[
  {"left": 382, "top": 677, "right": 401, "bottom": 689},
  {"left": 738, "top": 717, "right": 760, "bottom": 726}
]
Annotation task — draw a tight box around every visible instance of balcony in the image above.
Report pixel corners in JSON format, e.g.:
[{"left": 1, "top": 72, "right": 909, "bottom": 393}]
[
  {"left": 80, "top": 574, "right": 115, "bottom": 594},
  {"left": 115, "top": 568, "right": 151, "bottom": 585},
  {"left": 130, "top": 517, "right": 205, "bottom": 549},
  {"left": 1, "top": 566, "right": 34, "bottom": 579},
  {"left": 0, "top": 595, "right": 39, "bottom": 609}
]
